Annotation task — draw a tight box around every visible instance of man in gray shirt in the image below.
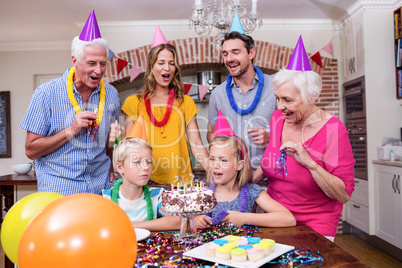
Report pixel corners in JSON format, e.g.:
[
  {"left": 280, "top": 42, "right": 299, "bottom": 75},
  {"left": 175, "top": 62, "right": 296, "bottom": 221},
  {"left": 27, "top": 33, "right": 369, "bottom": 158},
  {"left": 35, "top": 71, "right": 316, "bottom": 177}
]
[{"left": 207, "top": 31, "right": 276, "bottom": 171}]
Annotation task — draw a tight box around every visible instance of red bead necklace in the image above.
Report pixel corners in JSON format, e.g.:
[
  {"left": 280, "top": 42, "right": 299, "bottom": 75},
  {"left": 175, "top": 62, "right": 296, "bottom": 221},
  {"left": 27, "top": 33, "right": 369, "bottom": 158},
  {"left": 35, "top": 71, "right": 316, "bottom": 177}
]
[{"left": 144, "top": 88, "right": 175, "bottom": 127}]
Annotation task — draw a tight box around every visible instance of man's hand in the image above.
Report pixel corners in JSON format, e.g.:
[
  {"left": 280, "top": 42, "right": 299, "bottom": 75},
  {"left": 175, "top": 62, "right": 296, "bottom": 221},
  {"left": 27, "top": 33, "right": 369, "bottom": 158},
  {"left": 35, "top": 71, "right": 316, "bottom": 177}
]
[
  {"left": 66, "top": 111, "right": 97, "bottom": 139},
  {"left": 247, "top": 126, "right": 270, "bottom": 146}
]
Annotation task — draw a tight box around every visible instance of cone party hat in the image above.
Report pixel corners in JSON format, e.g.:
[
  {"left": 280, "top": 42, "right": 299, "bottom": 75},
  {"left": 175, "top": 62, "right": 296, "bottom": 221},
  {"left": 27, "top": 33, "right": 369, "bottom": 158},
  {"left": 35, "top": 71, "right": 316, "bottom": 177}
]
[
  {"left": 213, "top": 110, "right": 236, "bottom": 137},
  {"left": 287, "top": 35, "right": 312, "bottom": 71},
  {"left": 230, "top": 12, "right": 246, "bottom": 34},
  {"left": 152, "top": 25, "right": 168, "bottom": 48},
  {"left": 125, "top": 114, "right": 147, "bottom": 142},
  {"left": 79, "top": 9, "right": 102, "bottom": 42}
]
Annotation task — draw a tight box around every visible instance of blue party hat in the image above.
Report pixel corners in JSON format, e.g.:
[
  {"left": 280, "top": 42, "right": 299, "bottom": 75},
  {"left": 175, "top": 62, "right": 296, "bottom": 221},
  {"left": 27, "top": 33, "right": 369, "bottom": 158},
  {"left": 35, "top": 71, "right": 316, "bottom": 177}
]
[{"left": 230, "top": 12, "right": 245, "bottom": 34}]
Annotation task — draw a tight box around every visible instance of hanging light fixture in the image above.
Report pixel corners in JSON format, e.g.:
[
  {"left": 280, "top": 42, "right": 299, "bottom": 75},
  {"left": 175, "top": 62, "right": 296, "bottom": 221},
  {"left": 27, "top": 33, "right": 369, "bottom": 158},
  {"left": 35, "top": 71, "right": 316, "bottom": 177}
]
[{"left": 189, "top": 0, "right": 262, "bottom": 49}]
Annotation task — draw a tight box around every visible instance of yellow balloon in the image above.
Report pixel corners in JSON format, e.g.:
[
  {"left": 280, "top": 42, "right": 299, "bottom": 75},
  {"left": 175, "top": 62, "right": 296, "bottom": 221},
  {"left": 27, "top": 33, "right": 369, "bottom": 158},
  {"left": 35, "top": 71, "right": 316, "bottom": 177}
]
[{"left": 0, "top": 192, "right": 62, "bottom": 265}]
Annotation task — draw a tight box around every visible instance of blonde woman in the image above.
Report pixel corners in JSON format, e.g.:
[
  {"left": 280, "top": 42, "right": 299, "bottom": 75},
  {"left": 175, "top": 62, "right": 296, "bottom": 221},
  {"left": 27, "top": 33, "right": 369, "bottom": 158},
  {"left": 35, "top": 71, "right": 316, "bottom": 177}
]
[{"left": 121, "top": 44, "right": 208, "bottom": 186}]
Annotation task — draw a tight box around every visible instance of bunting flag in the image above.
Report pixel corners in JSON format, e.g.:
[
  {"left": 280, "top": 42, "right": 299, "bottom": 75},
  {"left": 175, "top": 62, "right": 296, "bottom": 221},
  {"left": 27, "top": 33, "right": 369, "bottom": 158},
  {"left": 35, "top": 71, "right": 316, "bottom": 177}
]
[
  {"left": 198, "top": 85, "right": 209, "bottom": 101},
  {"left": 310, "top": 51, "right": 323, "bottom": 68},
  {"left": 184, "top": 83, "right": 192, "bottom": 95},
  {"left": 108, "top": 49, "right": 115, "bottom": 61},
  {"left": 130, "top": 65, "right": 144, "bottom": 82},
  {"left": 322, "top": 41, "right": 333, "bottom": 57},
  {"left": 117, "top": 58, "right": 128, "bottom": 75}
]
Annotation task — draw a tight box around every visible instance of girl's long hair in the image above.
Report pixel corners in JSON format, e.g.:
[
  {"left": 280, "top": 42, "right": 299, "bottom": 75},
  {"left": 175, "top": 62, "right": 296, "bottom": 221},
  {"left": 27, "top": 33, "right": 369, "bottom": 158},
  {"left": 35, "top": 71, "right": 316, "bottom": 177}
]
[{"left": 138, "top": 43, "right": 184, "bottom": 105}]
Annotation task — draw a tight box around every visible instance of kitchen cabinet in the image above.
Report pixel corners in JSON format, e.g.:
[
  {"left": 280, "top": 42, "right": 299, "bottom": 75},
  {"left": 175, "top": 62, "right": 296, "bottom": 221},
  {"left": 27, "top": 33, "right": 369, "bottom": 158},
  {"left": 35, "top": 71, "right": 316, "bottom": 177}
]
[
  {"left": 373, "top": 164, "right": 402, "bottom": 248},
  {"left": 344, "top": 178, "right": 369, "bottom": 233},
  {"left": 342, "top": 13, "right": 365, "bottom": 81}
]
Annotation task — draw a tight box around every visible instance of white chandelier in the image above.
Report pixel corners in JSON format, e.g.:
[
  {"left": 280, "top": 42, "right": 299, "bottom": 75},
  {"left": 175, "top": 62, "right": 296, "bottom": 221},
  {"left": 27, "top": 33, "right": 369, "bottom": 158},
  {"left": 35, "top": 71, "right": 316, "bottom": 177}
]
[{"left": 189, "top": 0, "right": 263, "bottom": 48}]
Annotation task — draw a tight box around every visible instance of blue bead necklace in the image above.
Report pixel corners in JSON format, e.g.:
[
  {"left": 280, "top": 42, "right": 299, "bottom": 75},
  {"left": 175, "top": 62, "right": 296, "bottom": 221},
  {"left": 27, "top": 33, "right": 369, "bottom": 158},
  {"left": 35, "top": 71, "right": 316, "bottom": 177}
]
[{"left": 226, "top": 66, "right": 264, "bottom": 115}]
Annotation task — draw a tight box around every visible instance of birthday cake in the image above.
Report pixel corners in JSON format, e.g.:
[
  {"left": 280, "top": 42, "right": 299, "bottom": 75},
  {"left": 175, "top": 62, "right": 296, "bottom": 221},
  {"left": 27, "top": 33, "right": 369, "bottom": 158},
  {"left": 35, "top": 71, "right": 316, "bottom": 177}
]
[{"left": 161, "top": 186, "right": 216, "bottom": 214}]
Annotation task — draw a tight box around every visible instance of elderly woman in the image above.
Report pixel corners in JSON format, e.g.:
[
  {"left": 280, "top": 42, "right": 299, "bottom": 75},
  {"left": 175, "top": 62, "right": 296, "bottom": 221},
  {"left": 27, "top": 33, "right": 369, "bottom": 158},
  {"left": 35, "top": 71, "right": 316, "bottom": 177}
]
[{"left": 253, "top": 66, "right": 355, "bottom": 241}]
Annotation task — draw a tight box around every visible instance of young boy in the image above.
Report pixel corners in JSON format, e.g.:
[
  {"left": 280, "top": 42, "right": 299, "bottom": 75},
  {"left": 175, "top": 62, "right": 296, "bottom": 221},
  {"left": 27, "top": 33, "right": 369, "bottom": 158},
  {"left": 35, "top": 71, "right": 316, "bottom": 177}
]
[{"left": 102, "top": 138, "right": 180, "bottom": 231}]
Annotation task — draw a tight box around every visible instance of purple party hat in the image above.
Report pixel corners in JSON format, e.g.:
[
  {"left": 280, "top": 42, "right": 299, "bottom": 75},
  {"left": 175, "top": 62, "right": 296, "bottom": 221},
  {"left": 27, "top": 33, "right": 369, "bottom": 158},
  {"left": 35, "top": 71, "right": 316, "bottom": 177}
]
[
  {"left": 230, "top": 11, "right": 246, "bottom": 34},
  {"left": 152, "top": 25, "right": 168, "bottom": 48},
  {"left": 286, "top": 35, "right": 312, "bottom": 71},
  {"left": 79, "top": 9, "right": 102, "bottom": 42}
]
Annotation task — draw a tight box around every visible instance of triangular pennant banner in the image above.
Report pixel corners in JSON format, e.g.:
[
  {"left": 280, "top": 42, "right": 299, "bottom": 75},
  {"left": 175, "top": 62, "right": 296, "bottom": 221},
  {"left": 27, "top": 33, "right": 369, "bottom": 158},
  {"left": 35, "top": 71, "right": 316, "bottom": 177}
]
[
  {"left": 310, "top": 51, "right": 323, "bottom": 68},
  {"left": 322, "top": 41, "right": 333, "bottom": 57},
  {"left": 117, "top": 58, "right": 128, "bottom": 75},
  {"left": 130, "top": 65, "right": 144, "bottom": 82},
  {"left": 198, "top": 85, "right": 209, "bottom": 101},
  {"left": 108, "top": 49, "right": 115, "bottom": 61},
  {"left": 184, "top": 83, "right": 192, "bottom": 95}
]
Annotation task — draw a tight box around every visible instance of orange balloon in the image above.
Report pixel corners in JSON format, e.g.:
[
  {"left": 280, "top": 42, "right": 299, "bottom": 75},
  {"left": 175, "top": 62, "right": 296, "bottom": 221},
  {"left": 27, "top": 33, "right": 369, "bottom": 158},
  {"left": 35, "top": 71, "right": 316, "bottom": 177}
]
[{"left": 18, "top": 194, "right": 137, "bottom": 268}]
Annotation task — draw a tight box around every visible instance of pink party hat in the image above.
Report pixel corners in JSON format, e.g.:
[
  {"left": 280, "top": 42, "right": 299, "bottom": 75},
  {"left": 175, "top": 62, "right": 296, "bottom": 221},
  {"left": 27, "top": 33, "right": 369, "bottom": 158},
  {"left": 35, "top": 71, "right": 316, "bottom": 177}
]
[
  {"left": 287, "top": 35, "right": 312, "bottom": 71},
  {"left": 152, "top": 25, "right": 168, "bottom": 48},
  {"left": 213, "top": 110, "right": 236, "bottom": 137},
  {"left": 230, "top": 11, "right": 246, "bottom": 34},
  {"left": 79, "top": 9, "right": 102, "bottom": 42}
]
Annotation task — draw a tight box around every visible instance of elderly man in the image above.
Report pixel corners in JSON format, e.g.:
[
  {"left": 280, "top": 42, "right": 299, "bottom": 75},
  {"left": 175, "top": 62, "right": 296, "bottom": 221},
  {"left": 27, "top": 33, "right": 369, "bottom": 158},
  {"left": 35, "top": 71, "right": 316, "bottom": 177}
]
[{"left": 21, "top": 10, "right": 119, "bottom": 195}]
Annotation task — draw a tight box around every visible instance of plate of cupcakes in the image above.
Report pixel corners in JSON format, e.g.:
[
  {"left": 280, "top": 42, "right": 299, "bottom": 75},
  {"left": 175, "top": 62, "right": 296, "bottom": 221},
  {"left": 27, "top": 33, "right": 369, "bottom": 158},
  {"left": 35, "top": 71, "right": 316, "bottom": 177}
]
[{"left": 183, "top": 235, "right": 294, "bottom": 268}]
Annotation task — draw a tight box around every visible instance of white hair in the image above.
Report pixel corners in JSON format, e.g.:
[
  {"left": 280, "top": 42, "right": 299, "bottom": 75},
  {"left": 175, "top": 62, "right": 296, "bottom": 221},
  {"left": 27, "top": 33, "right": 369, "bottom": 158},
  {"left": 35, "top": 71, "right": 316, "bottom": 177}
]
[
  {"left": 71, "top": 36, "right": 108, "bottom": 61},
  {"left": 272, "top": 68, "right": 322, "bottom": 104}
]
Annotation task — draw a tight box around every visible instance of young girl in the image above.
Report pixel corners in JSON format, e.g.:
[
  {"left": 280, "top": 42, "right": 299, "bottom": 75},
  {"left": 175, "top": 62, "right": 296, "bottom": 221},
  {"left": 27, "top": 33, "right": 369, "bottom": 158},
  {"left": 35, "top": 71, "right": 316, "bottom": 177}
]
[
  {"left": 102, "top": 138, "right": 180, "bottom": 231},
  {"left": 195, "top": 135, "right": 296, "bottom": 228}
]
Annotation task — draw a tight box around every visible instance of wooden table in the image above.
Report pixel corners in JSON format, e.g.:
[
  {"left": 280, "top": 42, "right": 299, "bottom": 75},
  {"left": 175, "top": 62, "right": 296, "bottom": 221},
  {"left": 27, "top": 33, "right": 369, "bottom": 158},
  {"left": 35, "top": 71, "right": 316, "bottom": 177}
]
[
  {"left": 0, "top": 172, "right": 37, "bottom": 268},
  {"left": 144, "top": 224, "right": 367, "bottom": 267},
  {"left": 256, "top": 224, "right": 367, "bottom": 267},
  {"left": 0, "top": 173, "right": 365, "bottom": 267}
]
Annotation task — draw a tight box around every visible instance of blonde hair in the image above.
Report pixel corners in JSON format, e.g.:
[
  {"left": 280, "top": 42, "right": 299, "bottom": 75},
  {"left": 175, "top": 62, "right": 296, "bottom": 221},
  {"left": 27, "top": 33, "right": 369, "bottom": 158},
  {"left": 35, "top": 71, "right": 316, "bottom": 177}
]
[
  {"left": 113, "top": 138, "right": 152, "bottom": 168},
  {"left": 207, "top": 135, "right": 252, "bottom": 190},
  {"left": 138, "top": 43, "right": 184, "bottom": 105}
]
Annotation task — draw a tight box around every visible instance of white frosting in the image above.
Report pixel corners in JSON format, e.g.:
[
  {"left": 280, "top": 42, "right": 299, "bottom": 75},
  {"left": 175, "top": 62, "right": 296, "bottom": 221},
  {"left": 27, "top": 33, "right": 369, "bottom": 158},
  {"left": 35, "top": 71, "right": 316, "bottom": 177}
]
[{"left": 161, "top": 187, "right": 216, "bottom": 214}]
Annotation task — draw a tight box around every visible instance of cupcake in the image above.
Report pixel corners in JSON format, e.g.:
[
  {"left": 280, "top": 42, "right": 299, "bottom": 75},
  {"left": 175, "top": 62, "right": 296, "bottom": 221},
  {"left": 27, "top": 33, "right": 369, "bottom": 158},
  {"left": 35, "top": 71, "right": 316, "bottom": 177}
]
[
  {"left": 227, "top": 236, "right": 242, "bottom": 242},
  {"left": 224, "top": 242, "right": 239, "bottom": 249},
  {"left": 260, "top": 239, "right": 275, "bottom": 253},
  {"left": 238, "top": 244, "right": 253, "bottom": 251},
  {"left": 216, "top": 246, "right": 232, "bottom": 260},
  {"left": 205, "top": 242, "right": 220, "bottom": 257},
  {"left": 254, "top": 243, "right": 270, "bottom": 257},
  {"left": 231, "top": 248, "right": 247, "bottom": 262},
  {"left": 247, "top": 237, "right": 261, "bottom": 245},
  {"left": 213, "top": 238, "right": 228, "bottom": 246},
  {"left": 236, "top": 239, "right": 248, "bottom": 246},
  {"left": 247, "top": 247, "right": 264, "bottom": 262}
]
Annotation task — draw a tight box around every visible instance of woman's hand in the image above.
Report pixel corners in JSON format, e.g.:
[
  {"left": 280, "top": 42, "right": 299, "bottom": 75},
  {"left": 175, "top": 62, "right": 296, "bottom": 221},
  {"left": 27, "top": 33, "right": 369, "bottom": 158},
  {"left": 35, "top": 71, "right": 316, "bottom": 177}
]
[
  {"left": 108, "top": 122, "right": 122, "bottom": 148},
  {"left": 195, "top": 215, "right": 212, "bottom": 229},
  {"left": 280, "top": 141, "right": 315, "bottom": 168}
]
